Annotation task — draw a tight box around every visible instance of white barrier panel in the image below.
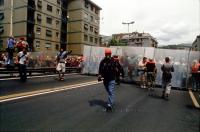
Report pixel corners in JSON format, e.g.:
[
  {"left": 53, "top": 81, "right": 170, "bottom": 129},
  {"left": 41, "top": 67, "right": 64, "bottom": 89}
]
[{"left": 83, "top": 45, "right": 200, "bottom": 89}]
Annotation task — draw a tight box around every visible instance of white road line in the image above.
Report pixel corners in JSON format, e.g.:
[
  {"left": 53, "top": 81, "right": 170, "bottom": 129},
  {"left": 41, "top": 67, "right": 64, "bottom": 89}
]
[
  {"left": 0, "top": 81, "right": 101, "bottom": 103},
  {"left": 0, "top": 73, "right": 78, "bottom": 81},
  {"left": 188, "top": 89, "right": 200, "bottom": 109}
]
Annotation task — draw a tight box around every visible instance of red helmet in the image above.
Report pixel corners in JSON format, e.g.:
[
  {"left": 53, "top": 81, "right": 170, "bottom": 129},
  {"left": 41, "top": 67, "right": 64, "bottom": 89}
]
[{"left": 105, "top": 48, "right": 112, "bottom": 55}]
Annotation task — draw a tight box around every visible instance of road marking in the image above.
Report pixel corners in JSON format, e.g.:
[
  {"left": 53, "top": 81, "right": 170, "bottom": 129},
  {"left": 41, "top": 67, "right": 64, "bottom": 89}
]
[
  {"left": 0, "top": 80, "right": 101, "bottom": 103},
  {"left": 0, "top": 73, "right": 78, "bottom": 81},
  {"left": 188, "top": 89, "right": 200, "bottom": 109}
]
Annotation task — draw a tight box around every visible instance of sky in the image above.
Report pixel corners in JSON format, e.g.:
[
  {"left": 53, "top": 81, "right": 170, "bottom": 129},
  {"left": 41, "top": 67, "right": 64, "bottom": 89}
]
[{"left": 92, "top": 0, "right": 200, "bottom": 45}]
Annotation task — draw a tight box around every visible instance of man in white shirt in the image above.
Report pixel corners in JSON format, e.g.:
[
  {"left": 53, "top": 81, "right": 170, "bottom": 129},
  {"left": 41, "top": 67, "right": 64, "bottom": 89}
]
[
  {"left": 56, "top": 48, "right": 72, "bottom": 80},
  {"left": 17, "top": 47, "right": 28, "bottom": 82}
]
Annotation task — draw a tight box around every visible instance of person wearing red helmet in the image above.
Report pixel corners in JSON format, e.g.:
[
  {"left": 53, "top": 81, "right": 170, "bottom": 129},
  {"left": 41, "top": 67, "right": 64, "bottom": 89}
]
[
  {"left": 98, "top": 48, "right": 119, "bottom": 112},
  {"left": 146, "top": 58, "right": 157, "bottom": 95}
]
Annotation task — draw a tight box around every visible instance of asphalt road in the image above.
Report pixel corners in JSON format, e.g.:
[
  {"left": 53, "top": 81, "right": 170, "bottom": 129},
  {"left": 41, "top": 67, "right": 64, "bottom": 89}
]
[{"left": 0, "top": 75, "right": 199, "bottom": 132}]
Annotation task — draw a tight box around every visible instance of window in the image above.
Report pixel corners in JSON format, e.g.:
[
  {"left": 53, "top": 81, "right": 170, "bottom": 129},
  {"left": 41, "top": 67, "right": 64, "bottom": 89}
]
[
  {"left": 0, "top": 0, "right": 4, "bottom": 6},
  {"left": 0, "top": 26, "right": 4, "bottom": 34},
  {"left": 95, "top": 19, "right": 99, "bottom": 24},
  {"left": 95, "top": 38, "right": 98, "bottom": 44},
  {"left": 90, "top": 36, "right": 93, "bottom": 43},
  {"left": 56, "top": 9, "right": 60, "bottom": 15},
  {"left": 46, "top": 30, "right": 52, "bottom": 37},
  {"left": 84, "top": 12, "right": 88, "bottom": 20},
  {"left": 56, "top": 32, "right": 59, "bottom": 38},
  {"left": 90, "top": 16, "right": 93, "bottom": 22},
  {"left": 90, "top": 26, "right": 93, "bottom": 32},
  {"left": 36, "top": 27, "right": 41, "bottom": 34},
  {"left": 55, "top": 44, "right": 59, "bottom": 50},
  {"left": 37, "top": 14, "right": 42, "bottom": 23},
  {"left": 0, "top": 12, "right": 4, "bottom": 20},
  {"left": 57, "top": 0, "right": 61, "bottom": 4},
  {"left": 84, "top": 24, "right": 88, "bottom": 30},
  {"left": 46, "top": 17, "right": 52, "bottom": 24},
  {"left": 84, "top": 34, "right": 88, "bottom": 41},
  {"left": 95, "top": 8, "right": 98, "bottom": 14},
  {"left": 0, "top": 40, "right": 3, "bottom": 50},
  {"left": 35, "top": 41, "right": 40, "bottom": 48},
  {"left": 45, "top": 43, "right": 51, "bottom": 49},
  {"left": 91, "top": 5, "right": 94, "bottom": 11},
  {"left": 85, "top": 0, "right": 89, "bottom": 8},
  {"left": 94, "top": 28, "right": 98, "bottom": 34},
  {"left": 56, "top": 20, "right": 59, "bottom": 27},
  {"left": 37, "top": 0, "right": 42, "bottom": 9},
  {"left": 47, "top": 4, "right": 52, "bottom": 12}
]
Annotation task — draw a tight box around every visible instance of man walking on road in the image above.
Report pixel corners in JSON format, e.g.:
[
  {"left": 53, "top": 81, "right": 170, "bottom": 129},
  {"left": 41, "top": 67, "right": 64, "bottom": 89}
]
[
  {"left": 161, "top": 57, "right": 174, "bottom": 99},
  {"left": 98, "top": 48, "right": 119, "bottom": 112}
]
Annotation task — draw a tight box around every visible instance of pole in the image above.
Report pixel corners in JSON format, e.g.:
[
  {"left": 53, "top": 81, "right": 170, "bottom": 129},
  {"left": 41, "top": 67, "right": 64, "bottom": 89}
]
[
  {"left": 10, "top": 0, "right": 13, "bottom": 36},
  {"left": 122, "top": 21, "right": 135, "bottom": 45}
]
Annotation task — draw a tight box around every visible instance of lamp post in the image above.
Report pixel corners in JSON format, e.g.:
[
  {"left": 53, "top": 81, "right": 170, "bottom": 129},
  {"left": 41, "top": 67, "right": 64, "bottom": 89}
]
[{"left": 122, "top": 21, "right": 135, "bottom": 45}]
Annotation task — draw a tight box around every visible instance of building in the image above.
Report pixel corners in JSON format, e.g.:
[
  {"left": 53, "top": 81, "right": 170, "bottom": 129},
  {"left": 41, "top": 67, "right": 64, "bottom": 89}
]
[
  {"left": 67, "top": 0, "right": 101, "bottom": 55},
  {"left": 99, "top": 35, "right": 112, "bottom": 47},
  {"left": 0, "top": 0, "right": 68, "bottom": 53},
  {"left": 192, "top": 35, "right": 200, "bottom": 51},
  {"left": 112, "top": 32, "right": 158, "bottom": 47}
]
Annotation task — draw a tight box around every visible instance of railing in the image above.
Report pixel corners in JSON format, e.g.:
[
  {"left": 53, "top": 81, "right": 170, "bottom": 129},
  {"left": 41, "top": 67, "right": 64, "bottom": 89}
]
[{"left": 0, "top": 67, "right": 81, "bottom": 77}]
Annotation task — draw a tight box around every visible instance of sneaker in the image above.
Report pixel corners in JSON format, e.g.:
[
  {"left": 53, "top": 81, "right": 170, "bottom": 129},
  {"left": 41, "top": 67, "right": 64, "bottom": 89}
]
[
  {"left": 143, "top": 85, "right": 146, "bottom": 88},
  {"left": 106, "top": 104, "right": 113, "bottom": 112}
]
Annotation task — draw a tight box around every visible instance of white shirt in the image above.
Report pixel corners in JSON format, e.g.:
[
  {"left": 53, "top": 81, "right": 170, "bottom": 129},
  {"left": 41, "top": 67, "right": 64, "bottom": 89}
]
[{"left": 18, "top": 51, "right": 28, "bottom": 65}]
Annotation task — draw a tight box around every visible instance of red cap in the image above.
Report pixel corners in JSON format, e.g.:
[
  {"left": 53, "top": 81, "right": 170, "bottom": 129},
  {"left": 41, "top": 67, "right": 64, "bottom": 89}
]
[{"left": 105, "top": 48, "right": 112, "bottom": 54}]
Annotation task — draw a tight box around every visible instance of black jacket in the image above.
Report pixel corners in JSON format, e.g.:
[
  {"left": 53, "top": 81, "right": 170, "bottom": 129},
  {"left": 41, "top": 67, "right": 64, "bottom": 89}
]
[{"left": 99, "top": 57, "right": 117, "bottom": 82}]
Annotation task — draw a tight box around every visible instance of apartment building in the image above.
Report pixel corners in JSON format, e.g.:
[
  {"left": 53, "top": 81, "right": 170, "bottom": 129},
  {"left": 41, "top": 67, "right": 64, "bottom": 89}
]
[
  {"left": 0, "top": 0, "right": 67, "bottom": 53},
  {"left": 112, "top": 32, "right": 158, "bottom": 48},
  {"left": 67, "top": 0, "right": 101, "bottom": 55},
  {"left": 192, "top": 35, "right": 200, "bottom": 51}
]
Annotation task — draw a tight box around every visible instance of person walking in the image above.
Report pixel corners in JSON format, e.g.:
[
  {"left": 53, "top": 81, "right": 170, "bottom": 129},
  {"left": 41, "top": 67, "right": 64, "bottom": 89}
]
[
  {"left": 113, "top": 55, "right": 124, "bottom": 85},
  {"left": 98, "top": 48, "right": 119, "bottom": 112},
  {"left": 56, "top": 48, "right": 72, "bottom": 80},
  {"left": 191, "top": 60, "right": 199, "bottom": 91},
  {"left": 17, "top": 47, "right": 28, "bottom": 82},
  {"left": 161, "top": 57, "right": 174, "bottom": 99}
]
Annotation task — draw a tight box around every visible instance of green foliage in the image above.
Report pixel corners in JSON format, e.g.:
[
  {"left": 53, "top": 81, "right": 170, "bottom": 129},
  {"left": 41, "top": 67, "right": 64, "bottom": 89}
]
[{"left": 109, "top": 39, "right": 127, "bottom": 46}]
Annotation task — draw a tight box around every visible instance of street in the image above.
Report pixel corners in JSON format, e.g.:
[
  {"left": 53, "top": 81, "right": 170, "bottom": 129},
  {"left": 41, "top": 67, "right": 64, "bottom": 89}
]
[{"left": 0, "top": 74, "right": 199, "bottom": 132}]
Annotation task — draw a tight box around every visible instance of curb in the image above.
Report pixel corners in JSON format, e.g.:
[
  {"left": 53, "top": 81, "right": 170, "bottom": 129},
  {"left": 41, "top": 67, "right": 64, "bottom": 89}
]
[{"left": 188, "top": 89, "right": 200, "bottom": 109}]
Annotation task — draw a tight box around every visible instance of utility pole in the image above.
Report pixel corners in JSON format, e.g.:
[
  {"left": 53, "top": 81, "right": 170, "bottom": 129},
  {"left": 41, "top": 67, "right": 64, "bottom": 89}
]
[
  {"left": 10, "top": 0, "right": 13, "bottom": 36},
  {"left": 122, "top": 21, "right": 135, "bottom": 45}
]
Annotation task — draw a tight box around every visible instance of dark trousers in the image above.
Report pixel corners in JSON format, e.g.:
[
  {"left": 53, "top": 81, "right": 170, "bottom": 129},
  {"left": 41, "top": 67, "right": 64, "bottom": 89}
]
[
  {"left": 7, "top": 48, "right": 14, "bottom": 63},
  {"left": 19, "top": 64, "right": 27, "bottom": 81}
]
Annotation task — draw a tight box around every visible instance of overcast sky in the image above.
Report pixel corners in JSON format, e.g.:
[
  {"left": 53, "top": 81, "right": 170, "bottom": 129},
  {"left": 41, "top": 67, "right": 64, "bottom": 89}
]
[{"left": 92, "top": 0, "right": 200, "bottom": 45}]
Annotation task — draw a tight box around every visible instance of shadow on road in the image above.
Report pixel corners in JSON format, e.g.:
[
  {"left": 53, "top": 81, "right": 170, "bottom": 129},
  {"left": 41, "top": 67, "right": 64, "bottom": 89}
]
[{"left": 88, "top": 99, "right": 107, "bottom": 108}]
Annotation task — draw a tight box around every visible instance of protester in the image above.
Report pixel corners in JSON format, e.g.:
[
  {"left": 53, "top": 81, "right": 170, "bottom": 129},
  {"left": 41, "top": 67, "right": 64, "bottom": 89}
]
[
  {"left": 56, "top": 48, "right": 72, "bottom": 80},
  {"left": 98, "top": 48, "right": 119, "bottom": 112},
  {"left": 7, "top": 36, "right": 16, "bottom": 66},
  {"left": 138, "top": 57, "right": 147, "bottom": 88},
  {"left": 113, "top": 55, "right": 124, "bottom": 85},
  {"left": 146, "top": 58, "right": 157, "bottom": 91},
  {"left": 161, "top": 57, "right": 174, "bottom": 99},
  {"left": 17, "top": 47, "right": 28, "bottom": 82}
]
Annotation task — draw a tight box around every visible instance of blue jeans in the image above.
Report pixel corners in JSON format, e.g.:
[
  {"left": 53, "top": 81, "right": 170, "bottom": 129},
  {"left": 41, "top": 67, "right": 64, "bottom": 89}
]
[
  {"left": 191, "top": 74, "right": 198, "bottom": 90},
  {"left": 103, "top": 80, "right": 115, "bottom": 106}
]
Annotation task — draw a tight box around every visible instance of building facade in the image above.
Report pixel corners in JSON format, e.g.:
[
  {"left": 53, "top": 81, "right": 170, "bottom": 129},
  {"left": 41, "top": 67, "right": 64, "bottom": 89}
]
[
  {"left": 0, "top": 0, "right": 68, "bottom": 53},
  {"left": 112, "top": 32, "right": 158, "bottom": 48},
  {"left": 192, "top": 35, "right": 200, "bottom": 51},
  {"left": 67, "top": 0, "right": 101, "bottom": 55}
]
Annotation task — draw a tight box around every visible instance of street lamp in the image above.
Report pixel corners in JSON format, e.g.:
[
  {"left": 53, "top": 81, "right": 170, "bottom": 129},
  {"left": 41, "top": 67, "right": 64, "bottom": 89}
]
[{"left": 122, "top": 21, "right": 135, "bottom": 45}]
